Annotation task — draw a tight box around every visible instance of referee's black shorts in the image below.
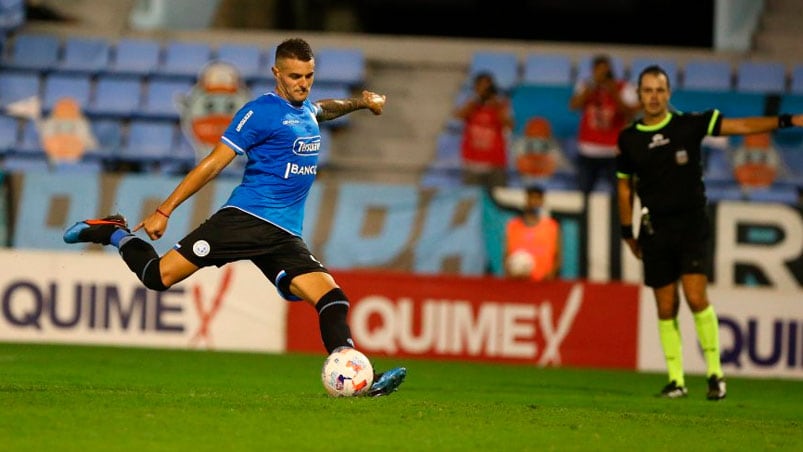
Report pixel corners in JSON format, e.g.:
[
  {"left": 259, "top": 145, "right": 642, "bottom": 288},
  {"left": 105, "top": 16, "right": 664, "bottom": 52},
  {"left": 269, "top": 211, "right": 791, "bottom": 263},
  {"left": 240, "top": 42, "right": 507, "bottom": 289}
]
[
  {"left": 175, "top": 207, "right": 329, "bottom": 300},
  {"left": 638, "top": 208, "right": 712, "bottom": 288}
]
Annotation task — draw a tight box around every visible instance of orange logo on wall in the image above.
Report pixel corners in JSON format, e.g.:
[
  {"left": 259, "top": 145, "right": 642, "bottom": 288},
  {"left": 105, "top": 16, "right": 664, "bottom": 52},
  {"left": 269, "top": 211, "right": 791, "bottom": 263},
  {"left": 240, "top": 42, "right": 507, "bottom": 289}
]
[
  {"left": 511, "top": 117, "right": 562, "bottom": 177},
  {"left": 40, "top": 97, "right": 97, "bottom": 162},
  {"left": 732, "top": 133, "right": 779, "bottom": 188}
]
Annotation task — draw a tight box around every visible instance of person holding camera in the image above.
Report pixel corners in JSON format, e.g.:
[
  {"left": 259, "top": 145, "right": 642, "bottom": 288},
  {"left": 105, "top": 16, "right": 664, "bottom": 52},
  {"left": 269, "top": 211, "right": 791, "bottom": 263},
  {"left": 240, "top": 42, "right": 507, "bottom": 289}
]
[
  {"left": 569, "top": 54, "right": 640, "bottom": 195},
  {"left": 454, "top": 71, "right": 515, "bottom": 188}
]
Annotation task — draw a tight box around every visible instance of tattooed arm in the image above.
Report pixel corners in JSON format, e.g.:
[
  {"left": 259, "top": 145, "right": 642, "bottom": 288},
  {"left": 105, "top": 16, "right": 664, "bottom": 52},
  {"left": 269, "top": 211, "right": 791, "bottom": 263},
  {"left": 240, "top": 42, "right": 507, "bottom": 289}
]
[{"left": 315, "top": 90, "right": 386, "bottom": 122}]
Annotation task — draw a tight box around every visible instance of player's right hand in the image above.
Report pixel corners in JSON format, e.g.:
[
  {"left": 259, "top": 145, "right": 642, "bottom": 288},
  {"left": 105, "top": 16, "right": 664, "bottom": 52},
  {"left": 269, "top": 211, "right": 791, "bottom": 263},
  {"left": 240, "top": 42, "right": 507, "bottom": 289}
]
[{"left": 133, "top": 211, "right": 169, "bottom": 241}]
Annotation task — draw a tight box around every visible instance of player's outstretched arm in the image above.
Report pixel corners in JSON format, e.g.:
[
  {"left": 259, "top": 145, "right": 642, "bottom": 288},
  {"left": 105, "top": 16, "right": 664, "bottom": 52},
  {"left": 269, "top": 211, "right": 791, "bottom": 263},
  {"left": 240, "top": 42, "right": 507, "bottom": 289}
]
[{"left": 315, "top": 90, "right": 386, "bottom": 122}]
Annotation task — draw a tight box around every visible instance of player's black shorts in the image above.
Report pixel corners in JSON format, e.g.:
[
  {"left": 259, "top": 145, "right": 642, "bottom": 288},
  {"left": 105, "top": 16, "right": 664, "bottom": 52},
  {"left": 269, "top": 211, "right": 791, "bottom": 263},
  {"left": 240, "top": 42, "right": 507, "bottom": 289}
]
[
  {"left": 175, "top": 207, "right": 328, "bottom": 300},
  {"left": 638, "top": 208, "right": 712, "bottom": 288}
]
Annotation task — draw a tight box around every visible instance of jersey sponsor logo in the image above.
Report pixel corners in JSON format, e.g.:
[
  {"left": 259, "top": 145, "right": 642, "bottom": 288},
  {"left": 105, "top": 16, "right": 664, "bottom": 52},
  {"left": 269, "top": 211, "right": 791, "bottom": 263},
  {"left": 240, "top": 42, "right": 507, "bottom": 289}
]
[
  {"left": 283, "top": 162, "right": 317, "bottom": 178},
  {"left": 648, "top": 133, "right": 670, "bottom": 149},
  {"left": 282, "top": 119, "right": 301, "bottom": 125},
  {"left": 675, "top": 149, "right": 689, "bottom": 165},
  {"left": 193, "top": 240, "right": 211, "bottom": 257},
  {"left": 235, "top": 110, "right": 253, "bottom": 132},
  {"left": 293, "top": 135, "right": 321, "bottom": 156}
]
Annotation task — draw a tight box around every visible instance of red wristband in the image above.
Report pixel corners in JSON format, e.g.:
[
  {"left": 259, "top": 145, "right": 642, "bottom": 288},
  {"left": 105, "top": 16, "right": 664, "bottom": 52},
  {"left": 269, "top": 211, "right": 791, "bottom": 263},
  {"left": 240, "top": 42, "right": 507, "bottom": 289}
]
[{"left": 155, "top": 208, "right": 170, "bottom": 218}]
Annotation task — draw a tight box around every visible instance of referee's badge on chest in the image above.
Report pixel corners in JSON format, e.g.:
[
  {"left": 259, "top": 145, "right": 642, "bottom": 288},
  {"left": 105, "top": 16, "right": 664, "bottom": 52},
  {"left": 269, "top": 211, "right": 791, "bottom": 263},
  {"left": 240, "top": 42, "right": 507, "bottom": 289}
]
[{"left": 675, "top": 148, "right": 689, "bottom": 165}]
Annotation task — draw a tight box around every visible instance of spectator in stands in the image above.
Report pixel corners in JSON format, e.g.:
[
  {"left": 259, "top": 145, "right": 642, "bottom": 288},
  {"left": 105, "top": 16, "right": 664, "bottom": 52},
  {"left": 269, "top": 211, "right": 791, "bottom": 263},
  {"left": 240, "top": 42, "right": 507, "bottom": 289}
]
[
  {"left": 454, "top": 71, "right": 514, "bottom": 188},
  {"left": 63, "top": 37, "right": 406, "bottom": 397},
  {"left": 617, "top": 64, "right": 803, "bottom": 401},
  {"left": 569, "top": 54, "right": 639, "bottom": 195},
  {"left": 503, "top": 183, "right": 561, "bottom": 281}
]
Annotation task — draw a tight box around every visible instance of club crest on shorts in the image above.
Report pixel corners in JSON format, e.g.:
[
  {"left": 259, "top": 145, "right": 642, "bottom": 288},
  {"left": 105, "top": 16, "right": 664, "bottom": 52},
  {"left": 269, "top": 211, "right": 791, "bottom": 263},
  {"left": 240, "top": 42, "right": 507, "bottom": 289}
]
[
  {"left": 193, "top": 240, "right": 211, "bottom": 257},
  {"left": 675, "top": 149, "right": 689, "bottom": 165}
]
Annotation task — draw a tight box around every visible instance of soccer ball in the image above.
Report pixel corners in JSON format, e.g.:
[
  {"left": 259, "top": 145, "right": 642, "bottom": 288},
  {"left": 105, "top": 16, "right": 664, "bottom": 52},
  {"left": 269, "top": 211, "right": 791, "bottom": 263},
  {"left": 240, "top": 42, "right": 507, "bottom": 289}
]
[
  {"left": 321, "top": 347, "right": 374, "bottom": 397},
  {"left": 506, "top": 249, "right": 535, "bottom": 278}
]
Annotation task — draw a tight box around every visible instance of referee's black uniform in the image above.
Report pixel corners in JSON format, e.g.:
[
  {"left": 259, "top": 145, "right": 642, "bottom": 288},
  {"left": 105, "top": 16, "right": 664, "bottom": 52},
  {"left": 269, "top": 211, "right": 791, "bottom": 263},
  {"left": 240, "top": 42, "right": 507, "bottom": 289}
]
[{"left": 616, "top": 110, "right": 721, "bottom": 288}]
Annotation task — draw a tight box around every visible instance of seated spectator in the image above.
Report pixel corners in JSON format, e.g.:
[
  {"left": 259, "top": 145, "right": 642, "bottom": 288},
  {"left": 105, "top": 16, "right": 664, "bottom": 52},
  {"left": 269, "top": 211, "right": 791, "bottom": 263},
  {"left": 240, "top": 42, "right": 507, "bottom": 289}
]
[{"left": 453, "top": 72, "right": 514, "bottom": 188}]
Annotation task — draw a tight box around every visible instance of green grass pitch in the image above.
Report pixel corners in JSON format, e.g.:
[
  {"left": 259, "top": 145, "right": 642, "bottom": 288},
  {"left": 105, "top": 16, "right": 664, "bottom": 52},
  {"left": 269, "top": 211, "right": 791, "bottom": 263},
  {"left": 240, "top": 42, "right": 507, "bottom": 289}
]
[{"left": 1, "top": 342, "right": 801, "bottom": 451}]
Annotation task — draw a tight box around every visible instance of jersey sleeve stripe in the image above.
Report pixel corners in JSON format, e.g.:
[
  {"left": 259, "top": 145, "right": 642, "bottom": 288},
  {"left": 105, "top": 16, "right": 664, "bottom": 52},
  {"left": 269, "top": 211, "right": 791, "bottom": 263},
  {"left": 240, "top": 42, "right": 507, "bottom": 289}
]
[{"left": 221, "top": 136, "right": 246, "bottom": 155}]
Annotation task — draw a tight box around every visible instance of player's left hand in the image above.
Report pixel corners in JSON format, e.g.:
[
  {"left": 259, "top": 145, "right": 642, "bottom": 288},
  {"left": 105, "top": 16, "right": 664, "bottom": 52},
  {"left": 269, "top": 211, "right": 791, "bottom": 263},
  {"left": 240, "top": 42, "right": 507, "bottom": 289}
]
[
  {"left": 362, "top": 90, "right": 386, "bottom": 115},
  {"left": 133, "top": 211, "right": 169, "bottom": 241}
]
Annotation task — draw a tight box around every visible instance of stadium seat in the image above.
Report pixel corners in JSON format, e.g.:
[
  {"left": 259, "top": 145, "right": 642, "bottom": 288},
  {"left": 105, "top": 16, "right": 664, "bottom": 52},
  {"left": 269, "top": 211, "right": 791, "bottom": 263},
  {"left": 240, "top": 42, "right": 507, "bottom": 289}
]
[
  {"left": 57, "top": 36, "right": 111, "bottom": 74},
  {"left": 2, "top": 154, "right": 50, "bottom": 173},
  {"left": 681, "top": 60, "right": 733, "bottom": 91},
  {"left": 88, "top": 74, "right": 142, "bottom": 118},
  {"left": 140, "top": 77, "right": 194, "bottom": 120},
  {"left": 248, "top": 80, "right": 274, "bottom": 96},
  {"left": 467, "top": 50, "right": 520, "bottom": 92},
  {"left": 434, "top": 130, "right": 462, "bottom": 164},
  {"left": 158, "top": 41, "right": 212, "bottom": 80},
  {"left": 314, "top": 47, "right": 365, "bottom": 87},
  {"left": 576, "top": 54, "right": 626, "bottom": 84},
  {"left": 89, "top": 118, "right": 124, "bottom": 161},
  {"left": 16, "top": 119, "right": 43, "bottom": 155},
  {"left": 41, "top": 73, "right": 92, "bottom": 112},
  {"left": 0, "top": 114, "right": 19, "bottom": 155},
  {"left": 0, "top": 70, "right": 40, "bottom": 105},
  {"left": 107, "top": 38, "right": 161, "bottom": 76},
  {"left": 119, "top": 119, "right": 177, "bottom": 163},
  {"left": 215, "top": 43, "right": 266, "bottom": 82},
  {"left": 522, "top": 53, "right": 573, "bottom": 86},
  {"left": 3, "top": 33, "right": 60, "bottom": 71},
  {"left": 735, "top": 60, "right": 787, "bottom": 93},
  {"left": 789, "top": 64, "right": 803, "bottom": 94},
  {"left": 744, "top": 186, "right": 799, "bottom": 205},
  {"left": 628, "top": 57, "right": 679, "bottom": 88}
]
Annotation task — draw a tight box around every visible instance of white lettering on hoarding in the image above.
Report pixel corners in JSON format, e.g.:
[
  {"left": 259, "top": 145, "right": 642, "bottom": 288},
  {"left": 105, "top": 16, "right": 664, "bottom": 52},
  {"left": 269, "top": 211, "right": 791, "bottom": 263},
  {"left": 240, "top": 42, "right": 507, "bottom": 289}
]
[{"left": 351, "top": 284, "right": 584, "bottom": 362}]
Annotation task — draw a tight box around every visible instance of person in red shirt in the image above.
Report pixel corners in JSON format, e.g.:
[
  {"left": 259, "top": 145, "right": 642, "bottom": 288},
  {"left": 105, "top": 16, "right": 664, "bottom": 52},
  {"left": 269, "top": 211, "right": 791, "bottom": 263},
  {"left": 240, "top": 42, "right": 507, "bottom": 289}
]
[
  {"left": 569, "top": 54, "right": 640, "bottom": 195},
  {"left": 504, "top": 184, "right": 561, "bottom": 281},
  {"left": 454, "top": 72, "right": 514, "bottom": 188}
]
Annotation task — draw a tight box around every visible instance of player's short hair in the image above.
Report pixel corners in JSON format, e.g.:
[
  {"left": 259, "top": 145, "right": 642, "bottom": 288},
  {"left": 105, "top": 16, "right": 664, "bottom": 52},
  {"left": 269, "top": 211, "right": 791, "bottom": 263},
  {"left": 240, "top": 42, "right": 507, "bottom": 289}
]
[{"left": 275, "top": 38, "right": 314, "bottom": 62}]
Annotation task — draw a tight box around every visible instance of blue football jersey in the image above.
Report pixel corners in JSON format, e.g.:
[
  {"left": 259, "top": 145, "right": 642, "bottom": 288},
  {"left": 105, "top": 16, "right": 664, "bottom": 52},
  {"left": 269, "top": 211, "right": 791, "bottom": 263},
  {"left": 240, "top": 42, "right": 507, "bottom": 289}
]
[{"left": 220, "top": 92, "right": 322, "bottom": 236}]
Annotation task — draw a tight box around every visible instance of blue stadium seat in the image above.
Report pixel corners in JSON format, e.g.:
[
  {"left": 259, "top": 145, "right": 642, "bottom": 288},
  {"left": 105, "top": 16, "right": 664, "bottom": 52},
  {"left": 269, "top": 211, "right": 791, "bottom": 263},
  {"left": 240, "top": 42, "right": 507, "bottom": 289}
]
[
  {"left": 744, "top": 186, "right": 799, "bottom": 205},
  {"left": 0, "top": 70, "right": 40, "bottom": 105},
  {"left": 53, "top": 158, "right": 103, "bottom": 173},
  {"left": 119, "top": 119, "right": 177, "bottom": 163},
  {"left": 215, "top": 43, "right": 266, "bottom": 82},
  {"left": 248, "top": 80, "right": 274, "bottom": 96},
  {"left": 0, "top": 114, "right": 19, "bottom": 155},
  {"left": 90, "top": 118, "right": 124, "bottom": 161},
  {"left": 314, "top": 47, "right": 365, "bottom": 87},
  {"left": 735, "top": 60, "right": 787, "bottom": 93},
  {"left": 434, "top": 130, "right": 462, "bottom": 164},
  {"left": 158, "top": 41, "right": 212, "bottom": 80},
  {"left": 4, "top": 33, "right": 60, "bottom": 71},
  {"left": 522, "top": 53, "right": 573, "bottom": 86},
  {"left": 681, "top": 60, "right": 733, "bottom": 91},
  {"left": 2, "top": 154, "right": 50, "bottom": 173},
  {"left": 140, "top": 77, "right": 193, "bottom": 120},
  {"left": 16, "top": 120, "right": 43, "bottom": 155},
  {"left": 108, "top": 38, "right": 161, "bottom": 76},
  {"left": 57, "top": 36, "right": 110, "bottom": 74},
  {"left": 706, "top": 183, "right": 745, "bottom": 202},
  {"left": 670, "top": 90, "right": 765, "bottom": 117},
  {"left": 576, "top": 54, "right": 626, "bottom": 84},
  {"left": 468, "top": 50, "right": 519, "bottom": 92},
  {"left": 42, "top": 73, "right": 92, "bottom": 112},
  {"left": 0, "top": 0, "right": 25, "bottom": 33},
  {"left": 629, "top": 57, "right": 679, "bottom": 88},
  {"left": 88, "top": 74, "right": 142, "bottom": 118},
  {"left": 789, "top": 64, "right": 803, "bottom": 94}
]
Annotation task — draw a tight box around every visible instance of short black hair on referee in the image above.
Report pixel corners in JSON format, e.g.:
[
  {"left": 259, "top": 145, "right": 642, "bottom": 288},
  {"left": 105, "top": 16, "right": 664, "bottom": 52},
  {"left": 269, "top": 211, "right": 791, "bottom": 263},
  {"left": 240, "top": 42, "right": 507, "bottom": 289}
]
[
  {"left": 275, "top": 38, "right": 314, "bottom": 62},
  {"left": 525, "top": 183, "right": 545, "bottom": 195},
  {"left": 637, "top": 64, "right": 671, "bottom": 91}
]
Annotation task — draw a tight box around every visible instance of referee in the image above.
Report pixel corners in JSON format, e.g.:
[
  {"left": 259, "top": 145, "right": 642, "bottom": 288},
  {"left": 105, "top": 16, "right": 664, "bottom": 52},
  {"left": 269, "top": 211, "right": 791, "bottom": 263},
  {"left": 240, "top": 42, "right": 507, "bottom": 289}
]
[{"left": 616, "top": 64, "right": 802, "bottom": 400}]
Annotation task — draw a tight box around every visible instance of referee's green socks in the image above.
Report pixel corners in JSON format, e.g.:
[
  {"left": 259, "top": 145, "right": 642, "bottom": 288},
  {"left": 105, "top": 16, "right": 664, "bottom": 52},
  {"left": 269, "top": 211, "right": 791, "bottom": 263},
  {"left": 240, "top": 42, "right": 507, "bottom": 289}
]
[
  {"left": 658, "top": 318, "right": 685, "bottom": 386},
  {"left": 694, "top": 305, "right": 724, "bottom": 379}
]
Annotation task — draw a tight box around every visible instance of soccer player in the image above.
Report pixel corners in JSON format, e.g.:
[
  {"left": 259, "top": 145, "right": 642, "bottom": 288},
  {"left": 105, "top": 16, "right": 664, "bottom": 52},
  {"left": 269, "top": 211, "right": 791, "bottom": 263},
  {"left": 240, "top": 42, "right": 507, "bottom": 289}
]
[
  {"left": 617, "top": 64, "right": 802, "bottom": 400},
  {"left": 64, "top": 38, "right": 406, "bottom": 396}
]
